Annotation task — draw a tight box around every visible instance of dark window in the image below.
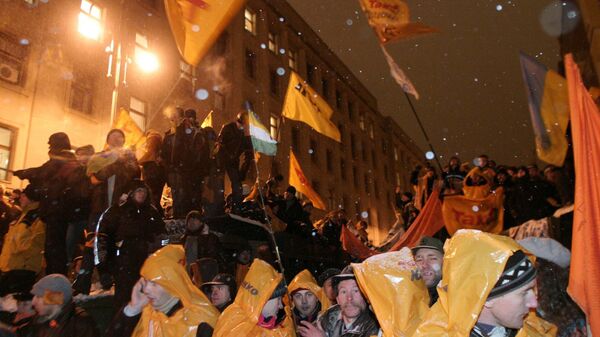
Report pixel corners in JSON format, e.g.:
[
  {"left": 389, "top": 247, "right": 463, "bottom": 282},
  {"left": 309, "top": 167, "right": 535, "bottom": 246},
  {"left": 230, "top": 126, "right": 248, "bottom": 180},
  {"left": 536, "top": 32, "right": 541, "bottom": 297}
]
[
  {"left": 350, "top": 134, "right": 357, "bottom": 159},
  {"left": 307, "top": 63, "right": 316, "bottom": 86},
  {"left": 353, "top": 166, "right": 359, "bottom": 188},
  {"left": 326, "top": 149, "right": 333, "bottom": 172},
  {"left": 348, "top": 101, "right": 354, "bottom": 120},
  {"left": 214, "top": 31, "right": 228, "bottom": 56},
  {"left": 69, "top": 71, "right": 93, "bottom": 115},
  {"left": 364, "top": 174, "right": 369, "bottom": 192},
  {"left": 245, "top": 49, "right": 256, "bottom": 79},
  {"left": 371, "top": 150, "right": 377, "bottom": 168},
  {"left": 340, "top": 159, "right": 346, "bottom": 180},
  {"left": 321, "top": 78, "right": 329, "bottom": 100},
  {"left": 269, "top": 68, "right": 279, "bottom": 96},
  {"left": 310, "top": 138, "right": 318, "bottom": 163},
  {"left": 336, "top": 90, "right": 343, "bottom": 110},
  {"left": 291, "top": 127, "right": 300, "bottom": 151},
  {"left": 362, "top": 142, "right": 367, "bottom": 161}
]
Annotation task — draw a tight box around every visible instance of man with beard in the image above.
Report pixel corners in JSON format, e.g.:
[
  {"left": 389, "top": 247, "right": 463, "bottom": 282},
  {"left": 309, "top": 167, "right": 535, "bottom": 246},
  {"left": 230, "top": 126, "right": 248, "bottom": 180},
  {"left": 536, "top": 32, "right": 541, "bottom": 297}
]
[
  {"left": 96, "top": 180, "right": 166, "bottom": 307},
  {"left": 412, "top": 236, "right": 444, "bottom": 307},
  {"left": 297, "top": 265, "right": 380, "bottom": 337}
]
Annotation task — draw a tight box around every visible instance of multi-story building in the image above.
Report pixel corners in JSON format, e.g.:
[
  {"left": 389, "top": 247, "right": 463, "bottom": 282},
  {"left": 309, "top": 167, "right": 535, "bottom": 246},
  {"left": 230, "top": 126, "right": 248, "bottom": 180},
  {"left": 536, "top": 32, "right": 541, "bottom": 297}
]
[{"left": 0, "top": 0, "right": 422, "bottom": 243}]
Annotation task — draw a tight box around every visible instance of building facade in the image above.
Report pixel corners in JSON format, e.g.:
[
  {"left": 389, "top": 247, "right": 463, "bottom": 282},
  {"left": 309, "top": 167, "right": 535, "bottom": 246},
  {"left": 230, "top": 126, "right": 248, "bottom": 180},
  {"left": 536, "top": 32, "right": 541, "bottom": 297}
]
[{"left": 0, "top": 0, "right": 423, "bottom": 243}]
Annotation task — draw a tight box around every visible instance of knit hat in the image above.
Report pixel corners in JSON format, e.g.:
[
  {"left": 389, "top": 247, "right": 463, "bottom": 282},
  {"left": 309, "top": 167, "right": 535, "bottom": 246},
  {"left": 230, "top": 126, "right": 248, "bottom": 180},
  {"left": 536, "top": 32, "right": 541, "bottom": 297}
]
[
  {"left": 201, "top": 273, "right": 237, "bottom": 299},
  {"left": 31, "top": 274, "right": 72, "bottom": 305},
  {"left": 488, "top": 250, "right": 536, "bottom": 299},
  {"left": 411, "top": 236, "right": 444, "bottom": 255},
  {"left": 317, "top": 268, "right": 341, "bottom": 287},
  {"left": 269, "top": 280, "right": 287, "bottom": 299}
]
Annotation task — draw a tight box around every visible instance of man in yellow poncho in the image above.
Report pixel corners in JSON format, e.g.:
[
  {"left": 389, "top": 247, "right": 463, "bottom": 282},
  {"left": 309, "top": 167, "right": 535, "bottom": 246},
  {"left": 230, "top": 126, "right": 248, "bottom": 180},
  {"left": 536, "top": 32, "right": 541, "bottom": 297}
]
[
  {"left": 105, "top": 245, "right": 219, "bottom": 337},
  {"left": 288, "top": 269, "right": 331, "bottom": 326},
  {"left": 213, "top": 259, "right": 296, "bottom": 337},
  {"left": 413, "top": 230, "right": 557, "bottom": 337},
  {"left": 0, "top": 184, "right": 45, "bottom": 293}
]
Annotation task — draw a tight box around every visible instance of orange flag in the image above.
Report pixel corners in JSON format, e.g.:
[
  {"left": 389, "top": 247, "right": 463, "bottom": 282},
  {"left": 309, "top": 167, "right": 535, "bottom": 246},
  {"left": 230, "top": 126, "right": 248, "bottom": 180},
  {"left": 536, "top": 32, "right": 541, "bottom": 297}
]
[
  {"left": 388, "top": 187, "right": 445, "bottom": 251},
  {"left": 565, "top": 53, "right": 600, "bottom": 337},
  {"left": 442, "top": 189, "right": 504, "bottom": 235},
  {"left": 340, "top": 224, "right": 376, "bottom": 260},
  {"left": 288, "top": 150, "right": 327, "bottom": 210},
  {"left": 164, "top": 0, "right": 246, "bottom": 66},
  {"left": 358, "top": 0, "right": 438, "bottom": 44}
]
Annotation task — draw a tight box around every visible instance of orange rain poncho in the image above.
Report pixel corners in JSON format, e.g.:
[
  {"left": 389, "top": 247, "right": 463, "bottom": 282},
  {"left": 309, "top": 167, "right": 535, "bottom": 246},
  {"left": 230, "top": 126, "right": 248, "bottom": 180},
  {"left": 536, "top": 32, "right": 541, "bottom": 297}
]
[
  {"left": 131, "top": 245, "right": 220, "bottom": 337},
  {"left": 0, "top": 201, "right": 45, "bottom": 274},
  {"left": 213, "top": 259, "right": 296, "bottom": 337},
  {"left": 287, "top": 269, "right": 331, "bottom": 313},
  {"left": 352, "top": 248, "right": 430, "bottom": 337},
  {"left": 412, "top": 230, "right": 556, "bottom": 337}
]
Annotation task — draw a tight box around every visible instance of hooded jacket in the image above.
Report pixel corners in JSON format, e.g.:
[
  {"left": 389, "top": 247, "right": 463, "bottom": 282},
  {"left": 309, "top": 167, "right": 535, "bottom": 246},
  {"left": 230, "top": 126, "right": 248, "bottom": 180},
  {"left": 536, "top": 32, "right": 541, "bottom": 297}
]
[
  {"left": 0, "top": 202, "right": 45, "bottom": 273},
  {"left": 288, "top": 269, "right": 331, "bottom": 322},
  {"left": 213, "top": 259, "right": 296, "bottom": 337},
  {"left": 131, "top": 245, "right": 220, "bottom": 337},
  {"left": 412, "top": 230, "right": 556, "bottom": 337},
  {"left": 352, "top": 248, "right": 430, "bottom": 337}
]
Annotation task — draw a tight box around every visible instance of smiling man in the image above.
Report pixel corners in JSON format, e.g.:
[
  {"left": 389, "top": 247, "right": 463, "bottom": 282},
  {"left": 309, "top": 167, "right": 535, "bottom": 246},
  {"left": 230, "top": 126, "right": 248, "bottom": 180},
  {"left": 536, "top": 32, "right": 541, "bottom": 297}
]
[{"left": 412, "top": 236, "right": 444, "bottom": 307}]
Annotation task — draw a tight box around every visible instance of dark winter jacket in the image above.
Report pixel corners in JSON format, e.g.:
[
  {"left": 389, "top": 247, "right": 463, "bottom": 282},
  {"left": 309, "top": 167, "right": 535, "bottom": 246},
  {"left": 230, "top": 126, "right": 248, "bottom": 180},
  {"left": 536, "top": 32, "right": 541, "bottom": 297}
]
[
  {"left": 318, "top": 304, "right": 380, "bottom": 337},
  {"left": 16, "top": 302, "right": 99, "bottom": 337},
  {"left": 213, "top": 122, "right": 252, "bottom": 169},
  {"left": 89, "top": 149, "right": 140, "bottom": 214}
]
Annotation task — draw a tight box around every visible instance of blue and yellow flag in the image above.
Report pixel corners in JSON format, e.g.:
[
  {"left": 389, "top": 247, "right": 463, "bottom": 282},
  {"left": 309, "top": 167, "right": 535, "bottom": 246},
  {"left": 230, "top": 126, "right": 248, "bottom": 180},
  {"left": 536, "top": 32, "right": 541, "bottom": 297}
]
[{"left": 519, "top": 52, "right": 570, "bottom": 166}]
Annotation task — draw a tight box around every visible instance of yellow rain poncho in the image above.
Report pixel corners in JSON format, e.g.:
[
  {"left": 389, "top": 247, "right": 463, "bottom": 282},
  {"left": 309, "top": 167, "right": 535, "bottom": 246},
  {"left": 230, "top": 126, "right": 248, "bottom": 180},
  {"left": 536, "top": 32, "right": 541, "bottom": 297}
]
[
  {"left": 462, "top": 167, "right": 494, "bottom": 199},
  {"left": 412, "top": 230, "right": 556, "bottom": 337},
  {"left": 131, "top": 245, "right": 220, "bottom": 337},
  {"left": 0, "top": 202, "right": 45, "bottom": 273},
  {"left": 287, "top": 269, "right": 331, "bottom": 313},
  {"left": 353, "top": 248, "right": 430, "bottom": 337},
  {"left": 213, "top": 259, "right": 296, "bottom": 337}
]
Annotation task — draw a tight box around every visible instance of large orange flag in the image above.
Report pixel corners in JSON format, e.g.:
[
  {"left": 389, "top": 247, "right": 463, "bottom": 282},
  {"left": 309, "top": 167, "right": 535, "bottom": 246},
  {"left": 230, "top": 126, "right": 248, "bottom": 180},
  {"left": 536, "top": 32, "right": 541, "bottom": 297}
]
[
  {"left": 164, "top": 0, "right": 246, "bottom": 66},
  {"left": 340, "top": 224, "right": 376, "bottom": 260},
  {"left": 388, "top": 187, "right": 445, "bottom": 251},
  {"left": 289, "top": 150, "right": 327, "bottom": 210},
  {"left": 565, "top": 54, "right": 600, "bottom": 337}
]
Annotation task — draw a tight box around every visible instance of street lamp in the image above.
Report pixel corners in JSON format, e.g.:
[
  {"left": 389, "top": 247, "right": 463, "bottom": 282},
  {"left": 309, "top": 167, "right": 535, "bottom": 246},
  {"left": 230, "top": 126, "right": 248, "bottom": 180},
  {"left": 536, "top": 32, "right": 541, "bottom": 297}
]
[{"left": 135, "top": 49, "right": 159, "bottom": 73}]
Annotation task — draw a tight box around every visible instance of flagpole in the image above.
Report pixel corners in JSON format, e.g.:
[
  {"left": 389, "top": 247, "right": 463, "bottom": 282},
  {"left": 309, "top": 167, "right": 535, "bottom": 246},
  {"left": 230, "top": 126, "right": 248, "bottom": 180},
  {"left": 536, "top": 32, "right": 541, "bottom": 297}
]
[{"left": 403, "top": 92, "right": 444, "bottom": 173}]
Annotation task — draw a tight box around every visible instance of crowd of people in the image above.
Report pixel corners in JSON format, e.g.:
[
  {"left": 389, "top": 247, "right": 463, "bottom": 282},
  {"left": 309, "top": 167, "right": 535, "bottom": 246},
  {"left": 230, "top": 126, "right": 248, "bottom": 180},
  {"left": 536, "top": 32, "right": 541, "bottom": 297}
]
[{"left": 0, "top": 105, "right": 586, "bottom": 337}]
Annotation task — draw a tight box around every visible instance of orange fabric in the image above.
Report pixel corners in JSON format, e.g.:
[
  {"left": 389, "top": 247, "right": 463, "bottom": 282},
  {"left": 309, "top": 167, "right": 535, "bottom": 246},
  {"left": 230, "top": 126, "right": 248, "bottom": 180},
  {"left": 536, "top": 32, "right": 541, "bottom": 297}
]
[
  {"left": 565, "top": 53, "right": 600, "bottom": 337},
  {"left": 388, "top": 188, "right": 445, "bottom": 251},
  {"left": 287, "top": 269, "right": 331, "bottom": 313},
  {"left": 341, "top": 225, "right": 376, "bottom": 260},
  {"left": 289, "top": 150, "right": 327, "bottom": 210},
  {"left": 442, "top": 188, "right": 504, "bottom": 235},
  {"left": 462, "top": 167, "right": 493, "bottom": 199}
]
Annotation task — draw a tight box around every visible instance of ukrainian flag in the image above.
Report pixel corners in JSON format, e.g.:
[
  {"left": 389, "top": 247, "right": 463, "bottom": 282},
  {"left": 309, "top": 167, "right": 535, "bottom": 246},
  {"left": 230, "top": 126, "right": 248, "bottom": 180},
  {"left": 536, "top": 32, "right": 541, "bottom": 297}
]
[
  {"left": 246, "top": 102, "right": 277, "bottom": 156},
  {"left": 519, "top": 52, "right": 570, "bottom": 166}
]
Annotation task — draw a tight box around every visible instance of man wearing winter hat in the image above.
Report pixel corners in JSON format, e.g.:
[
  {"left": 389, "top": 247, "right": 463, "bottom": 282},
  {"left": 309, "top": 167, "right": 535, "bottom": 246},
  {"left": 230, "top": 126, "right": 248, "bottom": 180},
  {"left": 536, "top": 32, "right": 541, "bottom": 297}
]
[
  {"left": 412, "top": 236, "right": 444, "bottom": 307},
  {"left": 413, "top": 230, "right": 551, "bottom": 337},
  {"left": 317, "top": 268, "right": 340, "bottom": 305},
  {"left": 16, "top": 274, "right": 99, "bottom": 337},
  {"left": 298, "top": 265, "right": 380, "bottom": 337},
  {"left": 201, "top": 273, "right": 237, "bottom": 312}
]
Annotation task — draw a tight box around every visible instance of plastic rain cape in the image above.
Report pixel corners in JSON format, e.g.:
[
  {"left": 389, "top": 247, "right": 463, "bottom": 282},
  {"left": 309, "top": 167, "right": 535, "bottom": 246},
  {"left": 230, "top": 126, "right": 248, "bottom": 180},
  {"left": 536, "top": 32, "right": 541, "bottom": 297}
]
[
  {"left": 412, "top": 230, "right": 556, "bottom": 337},
  {"left": 353, "top": 248, "right": 430, "bottom": 337},
  {"left": 213, "top": 259, "right": 296, "bottom": 337},
  {"left": 131, "top": 245, "right": 219, "bottom": 337},
  {"left": 287, "top": 269, "right": 331, "bottom": 314}
]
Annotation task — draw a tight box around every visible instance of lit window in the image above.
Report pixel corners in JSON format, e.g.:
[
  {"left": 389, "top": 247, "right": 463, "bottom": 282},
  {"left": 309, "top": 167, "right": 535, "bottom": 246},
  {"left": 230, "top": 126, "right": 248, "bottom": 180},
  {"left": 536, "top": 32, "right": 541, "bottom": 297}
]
[
  {"left": 288, "top": 49, "right": 298, "bottom": 70},
  {"left": 0, "top": 125, "right": 15, "bottom": 181},
  {"left": 394, "top": 146, "right": 399, "bottom": 161},
  {"left": 396, "top": 172, "right": 401, "bottom": 186},
  {"left": 129, "top": 96, "right": 147, "bottom": 131},
  {"left": 369, "top": 121, "right": 374, "bottom": 139},
  {"left": 134, "top": 32, "right": 158, "bottom": 73},
  {"left": 244, "top": 8, "right": 256, "bottom": 35},
  {"left": 78, "top": 0, "right": 103, "bottom": 41},
  {"left": 270, "top": 115, "right": 278, "bottom": 140},
  {"left": 359, "top": 112, "right": 365, "bottom": 131},
  {"left": 268, "top": 32, "right": 279, "bottom": 53}
]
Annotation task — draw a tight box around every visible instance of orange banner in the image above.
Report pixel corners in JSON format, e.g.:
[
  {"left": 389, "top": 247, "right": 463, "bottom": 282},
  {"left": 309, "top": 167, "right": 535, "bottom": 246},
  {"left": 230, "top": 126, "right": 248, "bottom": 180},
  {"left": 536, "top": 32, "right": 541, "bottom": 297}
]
[
  {"left": 358, "top": 0, "right": 438, "bottom": 44},
  {"left": 388, "top": 187, "right": 445, "bottom": 251},
  {"left": 442, "top": 189, "right": 504, "bottom": 235},
  {"left": 340, "top": 224, "right": 376, "bottom": 260},
  {"left": 289, "top": 150, "right": 327, "bottom": 210},
  {"left": 565, "top": 54, "right": 600, "bottom": 337}
]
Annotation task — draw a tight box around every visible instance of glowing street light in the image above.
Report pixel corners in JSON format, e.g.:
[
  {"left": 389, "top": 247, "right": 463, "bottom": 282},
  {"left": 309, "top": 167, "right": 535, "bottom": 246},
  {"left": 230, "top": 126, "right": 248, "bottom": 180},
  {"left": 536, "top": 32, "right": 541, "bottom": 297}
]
[{"left": 135, "top": 49, "right": 159, "bottom": 73}]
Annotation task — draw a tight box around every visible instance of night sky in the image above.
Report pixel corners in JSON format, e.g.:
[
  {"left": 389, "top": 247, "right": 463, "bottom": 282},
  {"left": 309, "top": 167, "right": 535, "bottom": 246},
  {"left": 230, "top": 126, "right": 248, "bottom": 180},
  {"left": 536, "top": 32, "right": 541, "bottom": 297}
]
[{"left": 286, "top": 0, "right": 572, "bottom": 167}]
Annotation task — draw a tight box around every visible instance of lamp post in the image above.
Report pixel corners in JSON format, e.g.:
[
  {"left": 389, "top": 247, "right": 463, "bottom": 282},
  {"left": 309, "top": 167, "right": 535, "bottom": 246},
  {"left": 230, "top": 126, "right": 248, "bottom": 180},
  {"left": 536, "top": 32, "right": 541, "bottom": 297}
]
[{"left": 77, "top": 0, "right": 159, "bottom": 126}]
